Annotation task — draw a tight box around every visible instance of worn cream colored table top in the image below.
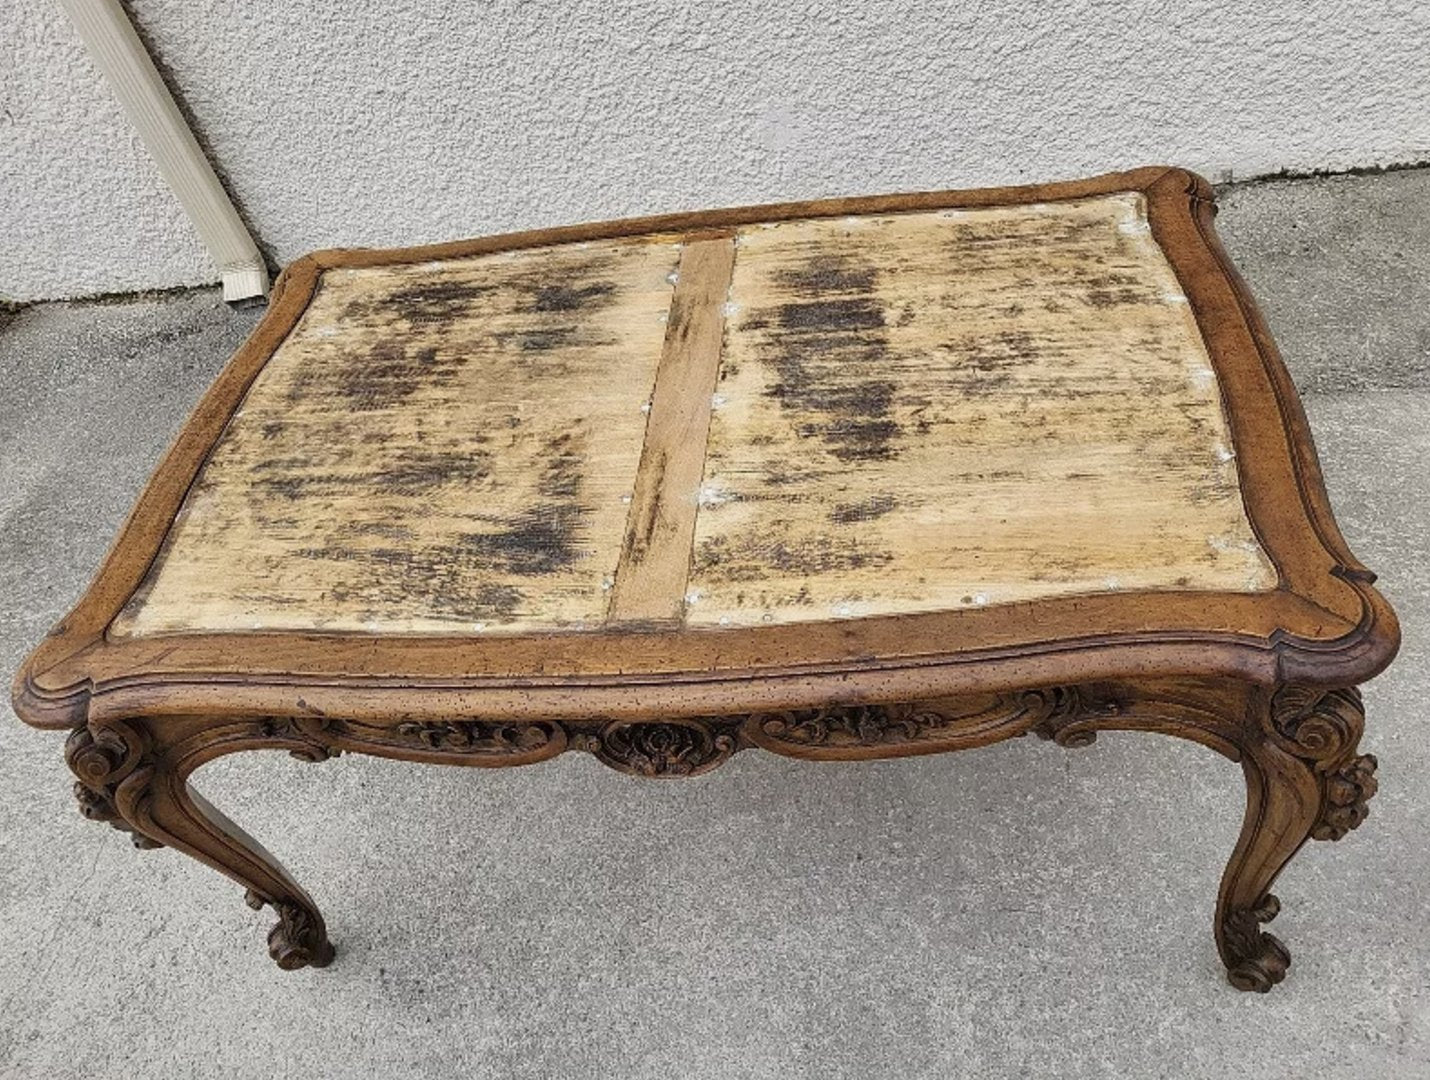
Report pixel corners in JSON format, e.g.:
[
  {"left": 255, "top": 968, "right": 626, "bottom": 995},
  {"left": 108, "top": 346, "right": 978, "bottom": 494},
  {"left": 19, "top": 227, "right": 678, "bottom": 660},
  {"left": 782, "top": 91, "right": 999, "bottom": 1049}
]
[{"left": 113, "top": 192, "right": 1273, "bottom": 639}]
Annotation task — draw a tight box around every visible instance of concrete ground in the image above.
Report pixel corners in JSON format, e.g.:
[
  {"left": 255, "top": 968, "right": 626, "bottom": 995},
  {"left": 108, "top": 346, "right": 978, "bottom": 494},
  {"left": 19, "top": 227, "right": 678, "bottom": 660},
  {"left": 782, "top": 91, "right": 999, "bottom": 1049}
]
[{"left": 1, "top": 169, "right": 1427, "bottom": 1079}]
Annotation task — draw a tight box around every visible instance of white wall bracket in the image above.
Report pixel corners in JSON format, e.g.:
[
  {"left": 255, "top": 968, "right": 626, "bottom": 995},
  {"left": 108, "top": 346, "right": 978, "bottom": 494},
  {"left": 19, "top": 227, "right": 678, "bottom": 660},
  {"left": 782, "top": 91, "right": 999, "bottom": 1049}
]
[{"left": 59, "top": 0, "right": 269, "bottom": 301}]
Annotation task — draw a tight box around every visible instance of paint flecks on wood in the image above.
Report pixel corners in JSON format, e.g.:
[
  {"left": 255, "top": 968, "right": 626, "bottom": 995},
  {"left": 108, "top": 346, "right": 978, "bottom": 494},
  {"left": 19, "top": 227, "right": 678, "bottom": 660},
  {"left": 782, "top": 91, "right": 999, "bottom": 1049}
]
[{"left": 112, "top": 237, "right": 680, "bottom": 635}]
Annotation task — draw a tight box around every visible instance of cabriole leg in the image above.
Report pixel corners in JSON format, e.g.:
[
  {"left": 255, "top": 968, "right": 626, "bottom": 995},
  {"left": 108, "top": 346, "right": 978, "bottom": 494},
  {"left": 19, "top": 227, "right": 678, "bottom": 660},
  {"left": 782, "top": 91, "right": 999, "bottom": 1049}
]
[
  {"left": 1028, "top": 679, "right": 1378, "bottom": 992},
  {"left": 65, "top": 718, "right": 335, "bottom": 970},
  {"left": 1215, "top": 686, "right": 1377, "bottom": 992}
]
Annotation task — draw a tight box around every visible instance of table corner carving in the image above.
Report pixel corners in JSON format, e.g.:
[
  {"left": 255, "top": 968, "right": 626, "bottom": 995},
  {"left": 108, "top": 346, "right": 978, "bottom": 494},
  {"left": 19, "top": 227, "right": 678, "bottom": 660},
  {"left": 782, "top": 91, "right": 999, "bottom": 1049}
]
[{"left": 65, "top": 720, "right": 163, "bottom": 850}]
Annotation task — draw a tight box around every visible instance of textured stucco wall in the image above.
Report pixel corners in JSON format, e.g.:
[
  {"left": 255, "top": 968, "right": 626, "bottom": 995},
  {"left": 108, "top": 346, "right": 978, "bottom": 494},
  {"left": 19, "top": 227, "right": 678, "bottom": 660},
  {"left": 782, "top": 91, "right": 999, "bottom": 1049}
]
[{"left": 4, "top": 0, "right": 1429, "bottom": 301}]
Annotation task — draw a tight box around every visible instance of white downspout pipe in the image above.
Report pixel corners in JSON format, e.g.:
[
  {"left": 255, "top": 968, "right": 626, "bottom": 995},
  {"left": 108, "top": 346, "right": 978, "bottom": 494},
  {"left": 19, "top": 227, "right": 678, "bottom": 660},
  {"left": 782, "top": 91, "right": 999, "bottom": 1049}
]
[{"left": 59, "top": 0, "right": 270, "bottom": 301}]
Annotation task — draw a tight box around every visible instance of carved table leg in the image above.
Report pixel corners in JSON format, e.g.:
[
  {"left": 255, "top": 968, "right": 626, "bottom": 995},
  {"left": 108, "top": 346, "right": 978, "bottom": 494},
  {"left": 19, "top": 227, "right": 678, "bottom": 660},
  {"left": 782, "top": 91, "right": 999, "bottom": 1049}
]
[
  {"left": 1026, "top": 679, "right": 1377, "bottom": 992},
  {"left": 1216, "top": 686, "right": 1377, "bottom": 992},
  {"left": 65, "top": 718, "right": 335, "bottom": 970}
]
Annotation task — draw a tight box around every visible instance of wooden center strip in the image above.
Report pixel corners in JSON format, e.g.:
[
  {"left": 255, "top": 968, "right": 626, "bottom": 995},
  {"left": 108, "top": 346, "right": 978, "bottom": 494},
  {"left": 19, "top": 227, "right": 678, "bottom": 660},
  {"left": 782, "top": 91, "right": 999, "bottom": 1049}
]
[{"left": 606, "top": 237, "right": 736, "bottom": 624}]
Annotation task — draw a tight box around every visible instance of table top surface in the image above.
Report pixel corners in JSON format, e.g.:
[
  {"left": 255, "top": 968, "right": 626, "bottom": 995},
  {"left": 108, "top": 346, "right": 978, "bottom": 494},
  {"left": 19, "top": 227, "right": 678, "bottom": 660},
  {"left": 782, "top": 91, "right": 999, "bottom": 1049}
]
[{"left": 14, "top": 167, "right": 1398, "bottom": 728}]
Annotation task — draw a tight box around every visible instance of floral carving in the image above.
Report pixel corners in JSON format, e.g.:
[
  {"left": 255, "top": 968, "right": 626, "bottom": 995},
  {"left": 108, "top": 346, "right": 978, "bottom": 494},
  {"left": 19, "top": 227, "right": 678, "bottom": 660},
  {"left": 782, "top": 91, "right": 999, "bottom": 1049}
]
[
  {"left": 321, "top": 687, "right": 1127, "bottom": 776},
  {"left": 38, "top": 676, "right": 1385, "bottom": 986},
  {"left": 257, "top": 714, "right": 562, "bottom": 763},
  {"left": 1314, "top": 753, "right": 1378, "bottom": 841},
  {"left": 756, "top": 687, "right": 1118, "bottom": 753},
  {"left": 72, "top": 776, "right": 160, "bottom": 845},
  {"left": 577, "top": 718, "right": 738, "bottom": 777},
  {"left": 1221, "top": 893, "right": 1290, "bottom": 993},
  {"left": 757, "top": 704, "right": 941, "bottom": 748},
  {"left": 393, "top": 719, "right": 557, "bottom": 755}
]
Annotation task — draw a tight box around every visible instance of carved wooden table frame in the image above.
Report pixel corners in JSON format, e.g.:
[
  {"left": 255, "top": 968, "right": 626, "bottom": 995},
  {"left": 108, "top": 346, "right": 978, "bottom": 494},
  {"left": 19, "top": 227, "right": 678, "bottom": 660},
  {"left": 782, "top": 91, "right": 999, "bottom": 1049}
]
[{"left": 12, "top": 168, "right": 1399, "bottom": 991}]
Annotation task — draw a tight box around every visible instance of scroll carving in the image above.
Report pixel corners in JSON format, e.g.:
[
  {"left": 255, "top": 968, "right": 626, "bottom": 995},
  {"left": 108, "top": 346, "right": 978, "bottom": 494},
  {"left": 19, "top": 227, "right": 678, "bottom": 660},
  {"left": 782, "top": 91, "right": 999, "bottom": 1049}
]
[
  {"left": 241, "top": 684, "right": 1122, "bottom": 779},
  {"left": 1211, "top": 684, "right": 1378, "bottom": 992},
  {"left": 1026, "top": 686, "right": 1120, "bottom": 747},
  {"left": 1267, "top": 685, "right": 1377, "bottom": 842},
  {"left": 64, "top": 722, "right": 162, "bottom": 849},
  {"left": 40, "top": 675, "right": 1383, "bottom": 988},
  {"left": 1267, "top": 686, "right": 1362, "bottom": 762},
  {"left": 259, "top": 715, "right": 339, "bottom": 762},
  {"left": 252, "top": 714, "right": 564, "bottom": 765},
  {"left": 245, "top": 890, "right": 334, "bottom": 970},
  {"left": 1221, "top": 894, "right": 1290, "bottom": 993}
]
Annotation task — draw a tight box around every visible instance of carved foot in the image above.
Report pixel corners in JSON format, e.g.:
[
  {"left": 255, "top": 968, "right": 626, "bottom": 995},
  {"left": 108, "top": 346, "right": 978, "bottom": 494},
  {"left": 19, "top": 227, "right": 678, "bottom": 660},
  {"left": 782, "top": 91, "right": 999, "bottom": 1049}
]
[
  {"left": 245, "top": 889, "right": 335, "bottom": 970},
  {"left": 1221, "top": 894, "right": 1291, "bottom": 992}
]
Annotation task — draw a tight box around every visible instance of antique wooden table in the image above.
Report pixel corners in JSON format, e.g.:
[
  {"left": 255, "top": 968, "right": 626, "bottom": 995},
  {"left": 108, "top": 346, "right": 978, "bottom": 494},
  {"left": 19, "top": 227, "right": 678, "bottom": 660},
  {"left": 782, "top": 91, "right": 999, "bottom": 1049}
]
[{"left": 13, "top": 167, "right": 1398, "bottom": 991}]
